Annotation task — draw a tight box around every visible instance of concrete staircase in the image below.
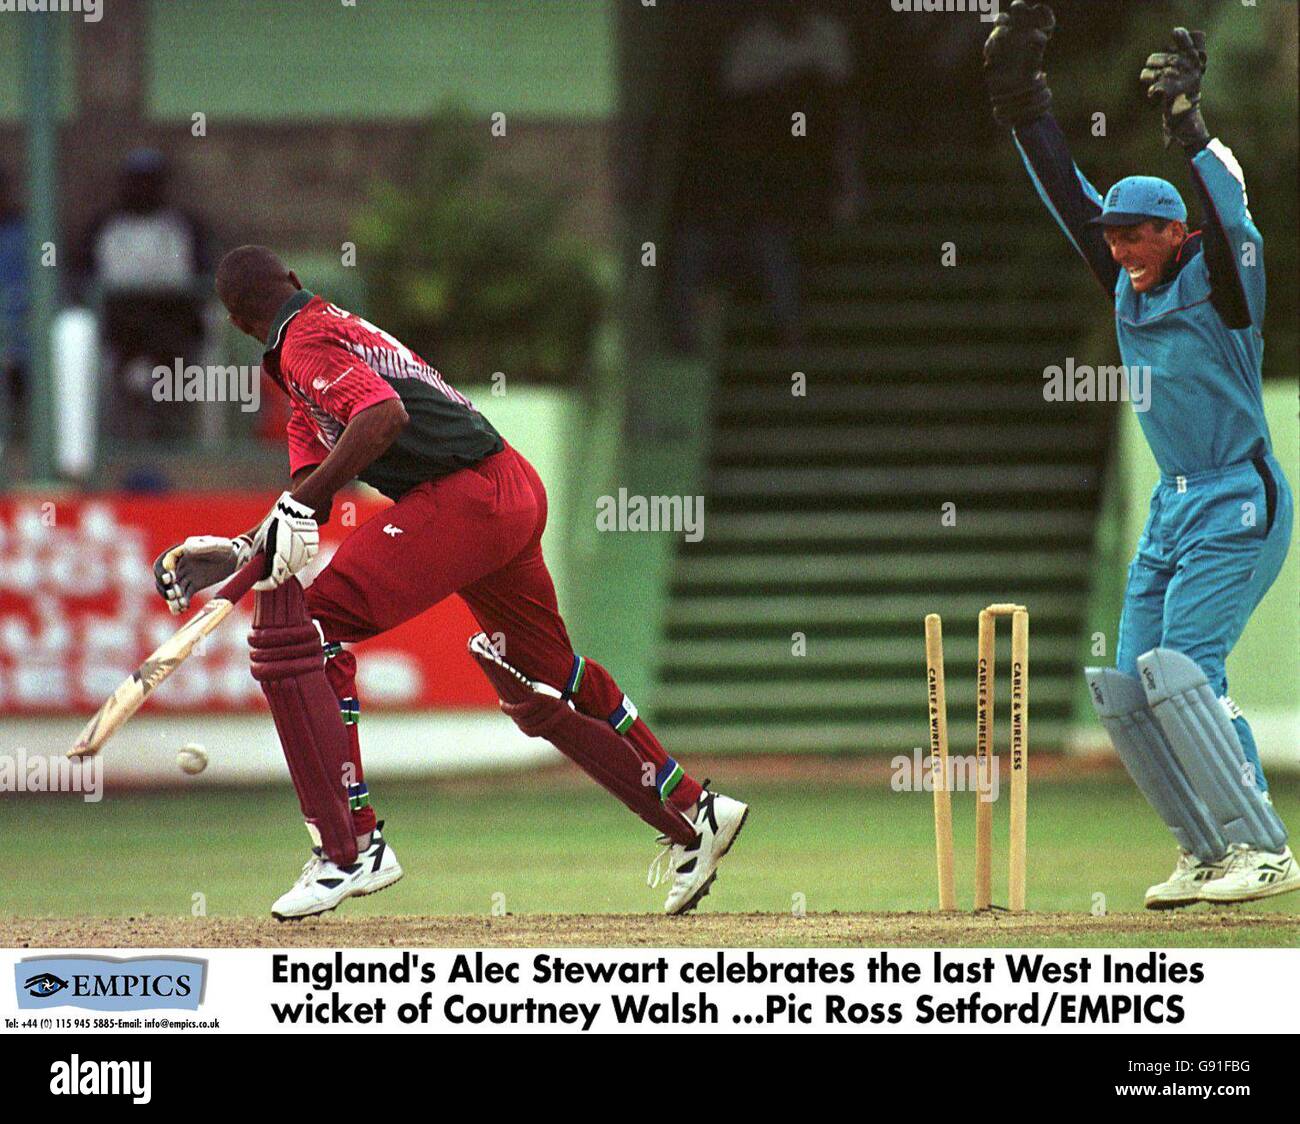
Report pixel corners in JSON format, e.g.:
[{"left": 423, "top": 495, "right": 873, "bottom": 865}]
[{"left": 655, "top": 150, "right": 1111, "bottom": 755}]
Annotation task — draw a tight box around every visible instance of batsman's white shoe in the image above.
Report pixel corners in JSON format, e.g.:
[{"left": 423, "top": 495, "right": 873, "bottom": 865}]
[
  {"left": 1198, "top": 844, "right": 1300, "bottom": 905},
  {"left": 648, "top": 787, "right": 749, "bottom": 915},
  {"left": 1144, "top": 850, "right": 1228, "bottom": 910},
  {"left": 272, "top": 822, "right": 403, "bottom": 920}
]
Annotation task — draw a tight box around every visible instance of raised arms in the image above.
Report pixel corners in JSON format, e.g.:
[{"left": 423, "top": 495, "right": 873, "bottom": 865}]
[
  {"left": 1142, "top": 27, "right": 1261, "bottom": 330},
  {"left": 983, "top": 2, "right": 1118, "bottom": 295}
]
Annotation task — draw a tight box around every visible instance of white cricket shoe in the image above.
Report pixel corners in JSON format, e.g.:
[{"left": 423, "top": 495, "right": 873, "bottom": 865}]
[
  {"left": 1198, "top": 844, "right": 1300, "bottom": 905},
  {"left": 272, "top": 822, "right": 403, "bottom": 920},
  {"left": 648, "top": 787, "right": 749, "bottom": 915},
  {"left": 1144, "top": 850, "right": 1228, "bottom": 910}
]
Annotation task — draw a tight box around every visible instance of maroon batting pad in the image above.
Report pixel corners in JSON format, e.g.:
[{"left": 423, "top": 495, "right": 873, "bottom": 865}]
[
  {"left": 471, "top": 640, "right": 695, "bottom": 845},
  {"left": 250, "top": 580, "right": 359, "bottom": 866}
]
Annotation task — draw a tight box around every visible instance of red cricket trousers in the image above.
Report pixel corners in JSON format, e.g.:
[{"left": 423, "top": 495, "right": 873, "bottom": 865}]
[{"left": 302, "top": 443, "right": 701, "bottom": 833}]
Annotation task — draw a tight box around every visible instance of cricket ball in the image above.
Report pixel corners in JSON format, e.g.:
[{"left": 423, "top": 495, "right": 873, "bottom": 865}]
[{"left": 177, "top": 742, "right": 209, "bottom": 776}]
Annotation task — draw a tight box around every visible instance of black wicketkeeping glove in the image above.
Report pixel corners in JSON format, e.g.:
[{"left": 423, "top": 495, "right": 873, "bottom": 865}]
[
  {"left": 984, "top": 0, "right": 1056, "bottom": 128},
  {"left": 1141, "top": 27, "right": 1209, "bottom": 151}
]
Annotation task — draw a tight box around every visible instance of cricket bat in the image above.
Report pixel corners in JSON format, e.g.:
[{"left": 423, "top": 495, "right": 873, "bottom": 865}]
[{"left": 68, "top": 553, "right": 266, "bottom": 759}]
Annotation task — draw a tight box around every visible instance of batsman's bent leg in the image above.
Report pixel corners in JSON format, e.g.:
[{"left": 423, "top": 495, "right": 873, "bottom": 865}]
[{"left": 469, "top": 634, "right": 697, "bottom": 845}]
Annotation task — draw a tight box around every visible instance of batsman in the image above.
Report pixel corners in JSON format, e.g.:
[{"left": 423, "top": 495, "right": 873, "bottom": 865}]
[
  {"left": 984, "top": 4, "right": 1296, "bottom": 906},
  {"left": 151, "top": 246, "right": 748, "bottom": 919}
]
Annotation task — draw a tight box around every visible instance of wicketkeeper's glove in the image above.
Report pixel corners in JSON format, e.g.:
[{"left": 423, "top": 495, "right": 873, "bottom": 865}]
[
  {"left": 983, "top": 0, "right": 1056, "bottom": 128},
  {"left": 1141, "top": 27, "right": 1209, "bottom": 151}
]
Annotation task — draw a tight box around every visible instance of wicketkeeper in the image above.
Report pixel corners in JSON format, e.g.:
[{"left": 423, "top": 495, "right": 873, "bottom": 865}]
[
  {"left": 984, "top": 3, "right": 1295, "bottom": 906},
  {"left": 152, "top": 246, "right": 748, "bottom": 919}
]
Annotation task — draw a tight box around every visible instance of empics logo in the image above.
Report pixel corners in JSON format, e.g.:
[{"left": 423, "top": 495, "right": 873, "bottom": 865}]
[
  {"left": 15, "top": 956, "right": 206, "bottom": 1012},
  {"left": 22, "top": 971, "right": 69, "bottom": 998}
]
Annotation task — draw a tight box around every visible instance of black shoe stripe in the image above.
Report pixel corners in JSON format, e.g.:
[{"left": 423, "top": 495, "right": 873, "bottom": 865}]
[{"left": 697, "top": 791, "right": 719, "bottom": 834}]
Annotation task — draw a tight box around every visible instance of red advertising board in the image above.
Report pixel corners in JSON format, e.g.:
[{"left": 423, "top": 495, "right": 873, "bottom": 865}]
[{"left": 0, "top": 494, "right": 497, "bottom": 714}]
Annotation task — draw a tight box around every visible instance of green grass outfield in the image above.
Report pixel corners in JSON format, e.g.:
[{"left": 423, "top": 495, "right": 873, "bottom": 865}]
[{"left": 3, "top": 770, "right": 1297, "bottom": 947}]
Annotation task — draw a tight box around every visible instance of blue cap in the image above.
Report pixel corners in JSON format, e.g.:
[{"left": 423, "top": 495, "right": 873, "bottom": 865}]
[{"left": 1090, "top": 175, "right": 1187, "bottom": 226}]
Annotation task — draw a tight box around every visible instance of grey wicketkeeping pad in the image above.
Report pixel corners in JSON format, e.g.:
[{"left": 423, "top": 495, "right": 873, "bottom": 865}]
[
  {"left": 1086, "top": 666, "right": 1227, "bottom": 861},
  {"left": 1137, "top": 649, "right": 1286, "bottom": 851}
]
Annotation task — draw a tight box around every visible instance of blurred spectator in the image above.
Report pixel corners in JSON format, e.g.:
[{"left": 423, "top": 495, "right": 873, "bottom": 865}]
[
  {"left": 76, "top": 148, "right": 212, "bottom": 441},
  {"left": 0, "top": 167, "right": 28, "bottom": 451},
  {"left": 668, "top": 1, "right": 860, "bottom": 352}
]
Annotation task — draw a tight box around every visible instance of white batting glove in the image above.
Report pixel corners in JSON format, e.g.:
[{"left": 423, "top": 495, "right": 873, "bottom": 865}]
[
  {"left": 252, "top": 491, "right": 319, "bottom": 591},
  {"left": 153, "top": 534, "right": 254, "bottom": 614}
]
